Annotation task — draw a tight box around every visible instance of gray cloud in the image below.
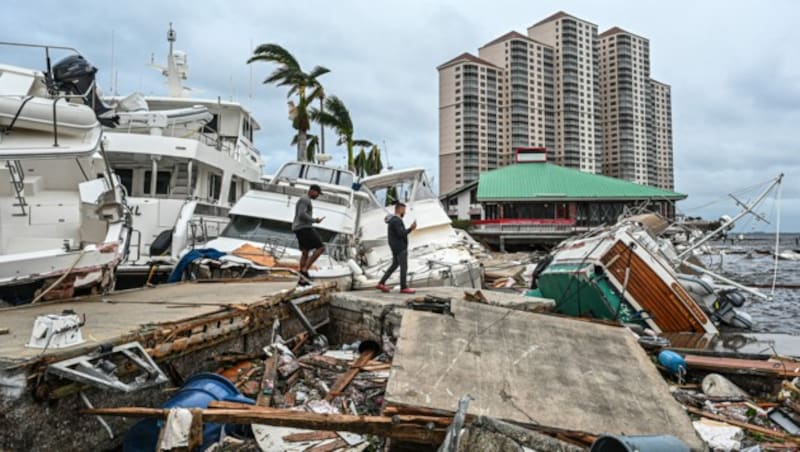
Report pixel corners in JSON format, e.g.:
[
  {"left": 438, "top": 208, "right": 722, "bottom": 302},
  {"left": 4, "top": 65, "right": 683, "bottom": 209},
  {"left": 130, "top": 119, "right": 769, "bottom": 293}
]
[{"left": 2, "top": 0, "right": 798, "bottom": 230}]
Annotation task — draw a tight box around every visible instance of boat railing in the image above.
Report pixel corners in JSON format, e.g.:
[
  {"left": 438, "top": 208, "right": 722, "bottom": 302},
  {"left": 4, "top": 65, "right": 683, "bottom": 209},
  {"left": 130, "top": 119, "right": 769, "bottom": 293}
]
[
  {"left": 187, "top": 216, "right": 229, "bottom": 246},
  {"left": 259, "top": 236, "right": 350, "bottom": 262}
]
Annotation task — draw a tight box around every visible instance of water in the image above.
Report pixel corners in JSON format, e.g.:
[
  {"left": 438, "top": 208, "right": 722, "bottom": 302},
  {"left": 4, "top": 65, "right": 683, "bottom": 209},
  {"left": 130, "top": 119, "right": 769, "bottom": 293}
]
[{"left": 699, "top": 233, "right": 800, "bottom": 334}]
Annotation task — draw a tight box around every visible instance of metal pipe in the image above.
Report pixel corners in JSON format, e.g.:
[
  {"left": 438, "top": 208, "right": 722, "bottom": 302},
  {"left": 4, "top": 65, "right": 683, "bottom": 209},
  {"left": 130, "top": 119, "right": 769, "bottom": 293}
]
[
  {"left": 683, "top": 261, "right": 769, "bottom": 300},
  {"left": 150, "top": 157, "right": 158, "bottom": 195},
  {"left": 51, "top": 98, "right": 59, "bottom": 147}
]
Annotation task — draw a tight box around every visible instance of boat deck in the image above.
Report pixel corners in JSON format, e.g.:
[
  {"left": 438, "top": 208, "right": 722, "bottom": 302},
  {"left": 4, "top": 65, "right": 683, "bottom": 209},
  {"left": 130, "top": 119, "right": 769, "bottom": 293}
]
[{"left": 0, "top": 280, "right": 297, "bottom": 366}]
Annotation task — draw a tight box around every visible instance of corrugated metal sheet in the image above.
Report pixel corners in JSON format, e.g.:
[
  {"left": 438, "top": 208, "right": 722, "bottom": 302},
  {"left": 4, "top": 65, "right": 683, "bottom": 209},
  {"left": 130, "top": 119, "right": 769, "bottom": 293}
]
[{"left": 477, "top": 163, "right": 686, "bottom": 201}]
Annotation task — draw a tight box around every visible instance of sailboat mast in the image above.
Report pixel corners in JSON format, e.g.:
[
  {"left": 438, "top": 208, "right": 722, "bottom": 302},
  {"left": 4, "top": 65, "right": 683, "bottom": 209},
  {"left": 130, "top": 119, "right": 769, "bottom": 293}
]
[{"left": 676, "top": 173, "right": 784, "bottom": 261}]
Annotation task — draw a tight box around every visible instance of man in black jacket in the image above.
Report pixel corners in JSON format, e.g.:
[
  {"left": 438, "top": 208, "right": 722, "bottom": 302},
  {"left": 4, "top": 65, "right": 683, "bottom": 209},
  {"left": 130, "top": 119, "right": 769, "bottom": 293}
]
[{"left": 377, "top": 202, "right": 417, "bottom": 293}]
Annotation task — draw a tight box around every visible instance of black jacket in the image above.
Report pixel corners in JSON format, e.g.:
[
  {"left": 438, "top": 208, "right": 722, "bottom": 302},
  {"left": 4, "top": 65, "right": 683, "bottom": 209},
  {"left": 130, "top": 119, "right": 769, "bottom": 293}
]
[{"left": 386, "top": 215, "right": 411, "bottom": 254}]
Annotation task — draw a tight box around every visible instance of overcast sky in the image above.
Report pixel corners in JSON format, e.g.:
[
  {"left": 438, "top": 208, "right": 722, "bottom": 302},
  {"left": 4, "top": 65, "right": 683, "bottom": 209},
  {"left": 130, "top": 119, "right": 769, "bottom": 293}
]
[{"left": 3, "top": 0, "right": 798, "bottom": 231}]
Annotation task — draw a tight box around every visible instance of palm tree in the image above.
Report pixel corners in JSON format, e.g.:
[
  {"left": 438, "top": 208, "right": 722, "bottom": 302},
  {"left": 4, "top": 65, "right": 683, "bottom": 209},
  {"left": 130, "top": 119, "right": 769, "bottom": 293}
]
[
  {"left": 248, "top": 44, "right": 328, "bottom": 161},
  {"left": 311, "top": 96, "right": 371, "bottom": 170}
]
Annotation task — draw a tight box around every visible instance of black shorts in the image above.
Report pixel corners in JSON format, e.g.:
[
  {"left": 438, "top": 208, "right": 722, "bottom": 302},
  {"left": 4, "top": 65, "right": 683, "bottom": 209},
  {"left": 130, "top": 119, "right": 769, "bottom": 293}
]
[{"left": 295, "top": 228, "right": 324, "bottom": 251}]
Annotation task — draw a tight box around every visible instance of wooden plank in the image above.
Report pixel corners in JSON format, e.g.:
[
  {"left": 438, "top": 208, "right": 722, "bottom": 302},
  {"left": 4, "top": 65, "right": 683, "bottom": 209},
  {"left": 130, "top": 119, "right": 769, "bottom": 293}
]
[
  {"left": 602, "top": 241, "right": 712, "bottom": 333},
  {"left": 282, "top": 431, "right": 338, "bottom": 442},
  {"left": 82, "top": 407, "right": 447, "bottom": 444},
  {"left": 683, "top": 355, "right": 800, "bottom": 378},
  {"left": 382, "top": 403, "right": 595, "bottom": 445},
  {"left": 256, "top": 354, "right": 279, "bottom": 407},
  {"left": 306, "top": 438, "right": 348, "bottom": 452},
  {"left": 324, "top": 350, "right": 376, "bottom": 401}
]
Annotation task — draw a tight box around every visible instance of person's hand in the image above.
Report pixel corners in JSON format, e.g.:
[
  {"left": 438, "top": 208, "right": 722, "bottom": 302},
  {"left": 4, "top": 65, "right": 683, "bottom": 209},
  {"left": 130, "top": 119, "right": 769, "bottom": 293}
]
[
  {"left": 315, "top": 216, "right": 325, "bottom": 223},
  {"left": 410, "top": 220, "right": 417, "bottom": 231}
]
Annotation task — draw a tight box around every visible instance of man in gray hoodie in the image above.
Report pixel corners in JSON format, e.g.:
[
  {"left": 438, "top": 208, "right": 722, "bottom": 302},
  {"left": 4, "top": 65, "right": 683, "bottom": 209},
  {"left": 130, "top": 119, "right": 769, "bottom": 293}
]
[
  {"left": 293, "top": 184, "right": 325, "bottom": 285},
  {"left": 377, "top": 202, "right": 417, "bottom": 293}
]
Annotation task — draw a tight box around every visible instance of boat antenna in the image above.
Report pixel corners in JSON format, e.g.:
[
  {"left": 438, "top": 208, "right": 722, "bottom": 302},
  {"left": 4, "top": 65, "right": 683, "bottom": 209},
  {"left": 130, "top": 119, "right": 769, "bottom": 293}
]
[
  {"left": 383, "top": 140, "right": 392, "bottom": 170},
  {"left": 249, "top": 37, "right": 254, "bottom": 99},
  {"left": 676, "top": 173, "right": 784, "bottom": 262},
  {"left": 110, "top": 29, "right": 115, "bottom": 95}
]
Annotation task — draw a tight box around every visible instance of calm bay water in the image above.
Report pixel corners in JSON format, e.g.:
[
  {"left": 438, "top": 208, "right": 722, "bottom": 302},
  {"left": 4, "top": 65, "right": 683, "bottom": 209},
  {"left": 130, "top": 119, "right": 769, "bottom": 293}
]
[{"left": 700, "top": 233, "right": 800, "bottom": 334}]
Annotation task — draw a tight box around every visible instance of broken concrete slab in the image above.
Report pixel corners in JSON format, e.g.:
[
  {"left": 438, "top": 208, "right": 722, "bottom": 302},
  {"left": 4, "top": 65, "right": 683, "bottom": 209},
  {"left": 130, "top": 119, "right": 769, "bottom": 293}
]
[{"left": 384, "top": 299, "right": 705, "bottom": 451}]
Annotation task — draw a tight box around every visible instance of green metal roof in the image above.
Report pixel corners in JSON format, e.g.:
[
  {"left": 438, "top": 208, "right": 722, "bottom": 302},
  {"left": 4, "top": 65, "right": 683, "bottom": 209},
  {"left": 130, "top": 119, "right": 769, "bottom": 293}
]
[{"left": 477, "top": 163, "right": 686, "bottom": 201}]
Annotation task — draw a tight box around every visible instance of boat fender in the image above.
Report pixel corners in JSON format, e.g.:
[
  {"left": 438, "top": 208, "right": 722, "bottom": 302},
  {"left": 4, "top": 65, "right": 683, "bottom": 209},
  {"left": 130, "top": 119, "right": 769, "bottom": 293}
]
[
  {"left": 149, "top": 228, "right": 174, "bottom": 257},
  {"left": 657, "top": 350, "right": 687, "bottom": 376}
]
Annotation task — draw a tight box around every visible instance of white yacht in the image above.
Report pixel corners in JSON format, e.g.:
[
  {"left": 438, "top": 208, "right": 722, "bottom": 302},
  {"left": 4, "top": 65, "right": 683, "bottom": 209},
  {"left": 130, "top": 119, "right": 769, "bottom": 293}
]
[
  {"left": 200, "top": 161, "right": 362, "bottom": 288},
  {"left": 103, "top": 25, "right": 264, "bottom": 287},
  {"left": 0, "top": 44, "right": 131, "bottom": 304}
]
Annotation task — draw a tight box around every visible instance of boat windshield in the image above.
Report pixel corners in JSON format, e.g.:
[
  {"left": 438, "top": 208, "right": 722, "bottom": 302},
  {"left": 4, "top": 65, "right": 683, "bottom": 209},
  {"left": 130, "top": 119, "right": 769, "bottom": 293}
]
[
  {"left": 222, "top": 215, "right": 338, "bottom": 245},
  {"left": 276, "top": 163, "right": 354, "bottom": 188},
  {"left": 362, "top": 173, "right": 436, "bottom": 211}
]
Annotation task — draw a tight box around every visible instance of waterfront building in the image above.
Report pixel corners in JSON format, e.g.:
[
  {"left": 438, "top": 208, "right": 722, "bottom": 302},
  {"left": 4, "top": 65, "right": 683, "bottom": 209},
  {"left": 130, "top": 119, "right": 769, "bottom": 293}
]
[
  {"left": 527, "top": 12, "right": 602, "bottom": 174},
  {"left": 438, "top": 11, "right": 675, "bottom": 194},
  {"left": 464, "top": 148, "right": 685, "bottom": 249},
  {"left": 437, "top": 53, "right": 503, "bottom": 195}
]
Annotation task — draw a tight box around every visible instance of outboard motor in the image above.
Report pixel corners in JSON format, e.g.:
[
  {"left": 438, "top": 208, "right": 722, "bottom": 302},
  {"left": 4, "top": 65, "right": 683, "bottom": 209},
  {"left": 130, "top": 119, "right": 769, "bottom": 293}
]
[
  {"left": 51, "top": 55, "right": 118, "bottom": 127},
  {"left": 712, "top": 289, "right": 753, "bottom": 329}
]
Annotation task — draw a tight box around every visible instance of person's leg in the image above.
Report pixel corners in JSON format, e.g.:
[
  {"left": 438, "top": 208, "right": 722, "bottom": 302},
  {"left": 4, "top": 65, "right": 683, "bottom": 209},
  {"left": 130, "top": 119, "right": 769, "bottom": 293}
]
[
  {"left": 398, "top": 249, "right": 408, "bottom": 289},
  {"left": 306, "top": 246, "right": 325, "bottom": 272},
  {"left": 380, "top": 253, "right": 399, "bottom": 285},
  {"left": 299, "top": 250, "right": 309, "bottom": 273}
]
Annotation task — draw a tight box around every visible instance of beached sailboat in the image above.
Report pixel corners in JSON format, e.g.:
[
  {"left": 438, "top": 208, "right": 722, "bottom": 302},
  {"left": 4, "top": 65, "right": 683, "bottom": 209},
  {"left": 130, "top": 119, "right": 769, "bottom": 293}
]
[
  {"left": 529, "top": 175, "right": 783, "bottom": 332},
  {"left": 0, "top": 44, "right": 131, "bottom": 304}
]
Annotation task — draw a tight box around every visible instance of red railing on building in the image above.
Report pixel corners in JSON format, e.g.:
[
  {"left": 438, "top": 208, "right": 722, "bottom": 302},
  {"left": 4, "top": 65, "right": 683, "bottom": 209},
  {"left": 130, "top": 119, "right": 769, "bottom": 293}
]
[{"left": 472, "top": 218, "right": 575, "bottom": 226}]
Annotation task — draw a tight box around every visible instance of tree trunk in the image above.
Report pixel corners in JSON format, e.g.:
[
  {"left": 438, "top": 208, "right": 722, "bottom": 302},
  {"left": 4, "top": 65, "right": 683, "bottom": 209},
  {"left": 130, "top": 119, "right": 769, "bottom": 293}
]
[
  {"left": 347, "top": 140, "right": 354, "bottom": 171},
  {"left": 297, "top": 128, "right": 307, "bottom": 161}
]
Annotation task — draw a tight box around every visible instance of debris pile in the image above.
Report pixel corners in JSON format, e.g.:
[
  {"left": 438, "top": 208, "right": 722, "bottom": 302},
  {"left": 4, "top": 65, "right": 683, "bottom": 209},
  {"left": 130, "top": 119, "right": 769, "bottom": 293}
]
[
  {"left": 209, "top": 333, "right": 396, "bottom": 450},
  {"left": 481, "top": 251, "right": 541, "bottom": 289},
  {"left": 652, "top": 349, "right": 800, "bottom": 449}
]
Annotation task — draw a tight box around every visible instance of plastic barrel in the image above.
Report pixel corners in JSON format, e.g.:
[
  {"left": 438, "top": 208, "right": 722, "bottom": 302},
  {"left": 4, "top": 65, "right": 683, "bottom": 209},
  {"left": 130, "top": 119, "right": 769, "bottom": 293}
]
[
  {"left": 123, "top": 373, "right": 254, "bottom": 451},
  {"left": 657, "top": 350, "right": 686, "bottom": 375},
  {"left": 590, "top": 434, "right": 690, "bottom": 452}
]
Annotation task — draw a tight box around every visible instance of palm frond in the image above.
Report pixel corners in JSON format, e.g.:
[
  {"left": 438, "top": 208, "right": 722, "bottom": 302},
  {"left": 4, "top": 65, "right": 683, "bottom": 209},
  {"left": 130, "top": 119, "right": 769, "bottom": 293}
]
[
  {"left": 263, "top": 66, "right": 298, "bottom": 85},
  {"left": 248, "top": 44, "right": 300, "bottom": 70},
  {"left": 307, "top": 65, "right": 331, "bottom": 80},
  {"left": 323, "top": 96, "right": 353, "bottom": 134},
  {"left": 352, "top": 139, "right": 373, "bottom": 148}
]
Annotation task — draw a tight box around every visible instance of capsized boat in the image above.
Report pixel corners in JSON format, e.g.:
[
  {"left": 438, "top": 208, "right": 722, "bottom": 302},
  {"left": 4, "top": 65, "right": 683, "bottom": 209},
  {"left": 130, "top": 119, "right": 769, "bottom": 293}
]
[
  {"left": 530, "top": 216, "right": 720, "bottom": 334},
  {"left": 529, "top": 174, "right": 784, "bottom": 333},
  {"left": 0, "top": 44, "right": 131, "bottom": 304}
]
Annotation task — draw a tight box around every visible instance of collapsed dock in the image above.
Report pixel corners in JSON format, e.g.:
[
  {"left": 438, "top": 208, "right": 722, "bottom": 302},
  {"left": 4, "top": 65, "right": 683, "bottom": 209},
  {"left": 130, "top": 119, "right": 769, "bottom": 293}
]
[{"left": 6, "top": 283, "right": 797, "bottom": 450}]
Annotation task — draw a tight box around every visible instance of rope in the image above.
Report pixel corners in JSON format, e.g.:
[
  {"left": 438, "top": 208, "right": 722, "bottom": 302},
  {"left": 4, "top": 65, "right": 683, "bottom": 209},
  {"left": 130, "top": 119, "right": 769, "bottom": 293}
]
[
  {"left": 31, "top": 250, "right": 88, "bottom": 304},
  {"left": 770, "top": 180, "right": 783, "bottom": 298}
]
